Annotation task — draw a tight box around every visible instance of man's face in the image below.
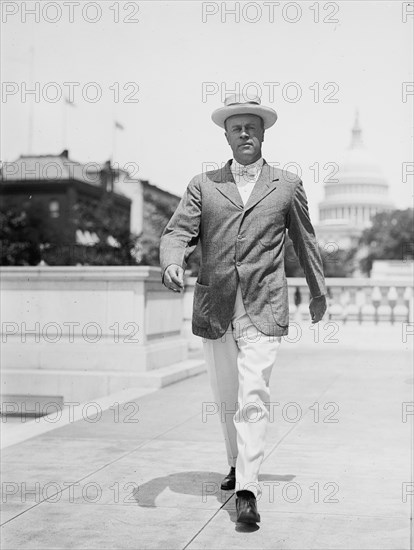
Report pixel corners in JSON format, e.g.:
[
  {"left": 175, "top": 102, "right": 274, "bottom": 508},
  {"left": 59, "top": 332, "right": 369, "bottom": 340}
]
[{"left": 224, "top": 114, "right": 264, "bottom": 165}]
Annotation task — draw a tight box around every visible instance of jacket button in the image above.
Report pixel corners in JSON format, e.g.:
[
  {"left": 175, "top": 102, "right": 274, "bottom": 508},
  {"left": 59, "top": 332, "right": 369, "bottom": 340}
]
[
  {"left": 237, "top": 234, "right": 243, "bottom": 240},
  {"left": 236, "top": 261, "right": 241, "bottom": 266}
]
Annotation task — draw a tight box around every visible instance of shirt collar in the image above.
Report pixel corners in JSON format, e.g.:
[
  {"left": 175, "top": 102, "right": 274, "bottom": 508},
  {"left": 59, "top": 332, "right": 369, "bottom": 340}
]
[{"left": 231, "top": 157, "right": 264, "bottom": 174}]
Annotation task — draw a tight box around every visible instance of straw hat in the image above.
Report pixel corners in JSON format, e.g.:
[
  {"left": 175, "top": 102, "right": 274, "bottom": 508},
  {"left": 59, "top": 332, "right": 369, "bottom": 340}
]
[{"left": 211, "top": 93, "right": 277, "bottom": 130}]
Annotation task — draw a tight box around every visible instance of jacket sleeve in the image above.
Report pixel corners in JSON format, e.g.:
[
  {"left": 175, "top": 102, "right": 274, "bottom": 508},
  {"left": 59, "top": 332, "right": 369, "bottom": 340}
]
[
  {"left": 159, "top": 176, "right": 201, "bottom": 285},
  {"left": 286, "top": 179, "right": 327, "bottom": 299}
]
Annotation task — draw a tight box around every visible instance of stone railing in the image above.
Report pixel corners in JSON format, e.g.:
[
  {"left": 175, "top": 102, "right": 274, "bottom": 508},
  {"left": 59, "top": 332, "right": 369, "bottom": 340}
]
[
  {"left": 1, "top": 268, "right": 412, "bottom": 404},
  {"left": 287, "top": 277, "right": 413, "bottom": 324},
  {"left": 184, "top": 276, "right": 413, "bottom": 328}
]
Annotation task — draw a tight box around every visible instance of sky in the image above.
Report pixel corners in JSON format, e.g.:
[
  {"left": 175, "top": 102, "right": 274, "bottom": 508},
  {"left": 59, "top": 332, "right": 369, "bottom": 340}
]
[{"left": 2, "top": 0, "right": 413, "bottom": 219}]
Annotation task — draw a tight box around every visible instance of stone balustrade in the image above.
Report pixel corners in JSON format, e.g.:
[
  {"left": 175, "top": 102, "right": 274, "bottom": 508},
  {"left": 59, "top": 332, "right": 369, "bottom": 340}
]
[
  {"left": 1, "top": 268, "right": 412, "bottom": 404},
  {"left": 287, "top": 277, "right": 413, "bottom": 324},
  {"left": 184, "top": 276, "right": 413, "bottom": 327}
]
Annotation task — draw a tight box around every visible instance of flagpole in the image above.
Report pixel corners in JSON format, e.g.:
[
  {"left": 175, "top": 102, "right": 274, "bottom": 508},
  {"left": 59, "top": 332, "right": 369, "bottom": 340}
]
[
  {"left": 28, "top": 45, "right": 35, "bottom": 154},
  {"left": 62, "top": 100, "right": 67, "bottom": 150},
  {"left": 112, "top": 121, "right": 117, "bottom": 164},
  {"left": 112, "top": 120, "right": 125, "bottom": 165},
  {"left": 112, "top": 100, "right": 117, "bottom": 164}
]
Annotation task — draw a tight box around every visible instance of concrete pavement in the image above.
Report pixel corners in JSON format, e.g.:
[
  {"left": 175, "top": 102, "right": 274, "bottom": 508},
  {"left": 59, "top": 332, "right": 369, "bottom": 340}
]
[{"left": 1, "top": 323, "right": 412, "bottom": 549}]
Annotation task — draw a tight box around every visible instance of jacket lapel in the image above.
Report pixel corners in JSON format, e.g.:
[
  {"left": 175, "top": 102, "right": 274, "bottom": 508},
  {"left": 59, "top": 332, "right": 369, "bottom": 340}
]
[
  {"left": 211, "top": 161, "right": 244, "bottom": 210},
  {"left": 211, "top": 159, "right": 279, "bottom": 212},
  {"left": 244, "top": 161, "right": 279, "bottom": 212}
]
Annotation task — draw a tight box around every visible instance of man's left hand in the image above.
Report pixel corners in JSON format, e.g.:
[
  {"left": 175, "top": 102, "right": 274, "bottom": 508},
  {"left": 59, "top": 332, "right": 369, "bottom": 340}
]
[{"left": 309, "top": 295, "right": 327, "bottom": 324}]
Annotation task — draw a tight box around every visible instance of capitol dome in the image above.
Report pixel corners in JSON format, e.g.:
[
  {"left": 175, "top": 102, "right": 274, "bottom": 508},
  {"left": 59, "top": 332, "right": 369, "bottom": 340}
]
[{"left": 317, "top": 112, "right": 394, "bottom": 248}]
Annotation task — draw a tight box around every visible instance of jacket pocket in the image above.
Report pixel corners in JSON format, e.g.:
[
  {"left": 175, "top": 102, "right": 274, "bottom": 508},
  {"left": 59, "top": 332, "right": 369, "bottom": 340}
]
[
  {"left": 268, "top": 283, "right": 289, "bottom": 327},
  {"left": 193, "top": 281, "right": 211, "bottom": 325}
]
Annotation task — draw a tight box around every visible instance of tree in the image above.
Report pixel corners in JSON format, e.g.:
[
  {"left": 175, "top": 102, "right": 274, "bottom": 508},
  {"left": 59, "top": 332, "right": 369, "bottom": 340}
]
[
  {"left": 139, "top": 183, "right": 181, "bottom": 267},
  {"left": 68, "top": 198, "right": 140, "bottom": 266},
  {"left": 284, "top": 233, "right": 359, "bottom": 278},
  {"left": 0, "top": 208, "right": 40, "bottom": 265},
  {"left": 320, "top": 246, "right": 357, "bottom": 277},
  {"left": 358, "top": 209, "right": 414, "bottom": 275},
  {"left": 0, "top": 197, "right": 140, "bottom": 266},
  {"left": 0, "top": 202, "right": 71, "bottom": 265}
]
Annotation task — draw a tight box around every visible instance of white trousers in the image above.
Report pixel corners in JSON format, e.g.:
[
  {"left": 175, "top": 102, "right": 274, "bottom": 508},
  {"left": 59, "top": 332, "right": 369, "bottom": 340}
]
[{"left": 202, "top": 283, "right": 282, "bottom": 497}]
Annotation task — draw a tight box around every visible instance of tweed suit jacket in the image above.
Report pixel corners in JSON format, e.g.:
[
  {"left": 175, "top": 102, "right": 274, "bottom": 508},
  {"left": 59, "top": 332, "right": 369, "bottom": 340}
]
[{"left": 159, "top": 159, "right": 327, "bottom": 339}]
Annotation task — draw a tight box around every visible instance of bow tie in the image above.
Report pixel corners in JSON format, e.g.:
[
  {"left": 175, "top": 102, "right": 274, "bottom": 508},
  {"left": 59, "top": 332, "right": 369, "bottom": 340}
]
[{"left": 233, "top": 165, "right": 259, "bottom": 180}]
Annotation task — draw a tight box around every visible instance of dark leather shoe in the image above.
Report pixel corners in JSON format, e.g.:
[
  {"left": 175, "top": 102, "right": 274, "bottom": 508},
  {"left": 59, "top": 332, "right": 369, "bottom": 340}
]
[
  {"left": 220, "top": 467, "right": 236, "bottom": 490},
  {"left": 236, "top": 490, "right": 261, "bottom": 523}
]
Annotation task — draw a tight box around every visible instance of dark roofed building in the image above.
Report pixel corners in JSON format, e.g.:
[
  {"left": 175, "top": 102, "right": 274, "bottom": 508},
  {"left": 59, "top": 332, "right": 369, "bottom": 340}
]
[
  {"left": 1, "top": 149, "right": 131, "bottom": 228},
  {"left": 0, "top": 150, "right": 131, "bottom": 265},
  {"left": 0, "top": 150, "right": 187, "bottom": 268}
]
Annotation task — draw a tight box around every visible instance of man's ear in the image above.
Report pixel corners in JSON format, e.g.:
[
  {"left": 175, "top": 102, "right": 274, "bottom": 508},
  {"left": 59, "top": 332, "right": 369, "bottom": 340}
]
[{"left": 225, "top": 131, "right": 230, "bottom": 145}]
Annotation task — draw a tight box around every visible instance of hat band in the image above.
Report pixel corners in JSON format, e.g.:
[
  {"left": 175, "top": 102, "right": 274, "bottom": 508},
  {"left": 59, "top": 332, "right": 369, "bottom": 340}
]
[{"left": 227, "top": 100, "right": 260, "bottom": 107}]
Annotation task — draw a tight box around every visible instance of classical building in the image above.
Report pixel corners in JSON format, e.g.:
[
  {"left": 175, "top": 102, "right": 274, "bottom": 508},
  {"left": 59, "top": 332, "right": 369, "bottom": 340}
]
[{"left": 316, "top": 114, "right": 394, "bottom": 249}]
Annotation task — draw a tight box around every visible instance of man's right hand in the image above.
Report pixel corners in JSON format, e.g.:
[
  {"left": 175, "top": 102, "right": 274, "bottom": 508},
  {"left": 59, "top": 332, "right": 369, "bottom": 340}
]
[{"left": 163, "top": 264, "right": 184, "bottom": 293}]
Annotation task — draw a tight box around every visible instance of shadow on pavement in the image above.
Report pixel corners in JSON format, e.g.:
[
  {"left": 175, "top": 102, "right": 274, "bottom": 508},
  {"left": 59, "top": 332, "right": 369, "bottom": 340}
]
[{"left": 133, "top": 470, "right": 296, "bottom": 530}]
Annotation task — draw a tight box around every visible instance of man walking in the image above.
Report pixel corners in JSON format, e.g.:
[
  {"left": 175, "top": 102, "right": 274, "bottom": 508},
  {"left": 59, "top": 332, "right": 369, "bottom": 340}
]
[{"left": 159, "top": 94, "right": 327, "bottom": 524}]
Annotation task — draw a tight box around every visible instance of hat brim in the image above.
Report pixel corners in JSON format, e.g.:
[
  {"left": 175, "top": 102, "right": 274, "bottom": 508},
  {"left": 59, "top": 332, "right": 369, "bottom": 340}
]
[{"left": 211, "top": 104, "right": 277, "bottom": 130}]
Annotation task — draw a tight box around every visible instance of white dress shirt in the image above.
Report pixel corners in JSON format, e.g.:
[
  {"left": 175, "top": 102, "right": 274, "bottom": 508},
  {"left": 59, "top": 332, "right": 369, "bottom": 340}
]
[{"left": 230, "top": 157, "right": 264, "bottom": 206}]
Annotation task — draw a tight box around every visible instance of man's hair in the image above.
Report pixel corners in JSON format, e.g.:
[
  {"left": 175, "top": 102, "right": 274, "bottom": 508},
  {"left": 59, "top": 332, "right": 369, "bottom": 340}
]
[{"left": 224, "top": 115, "right": 265, "bottom": 132}]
